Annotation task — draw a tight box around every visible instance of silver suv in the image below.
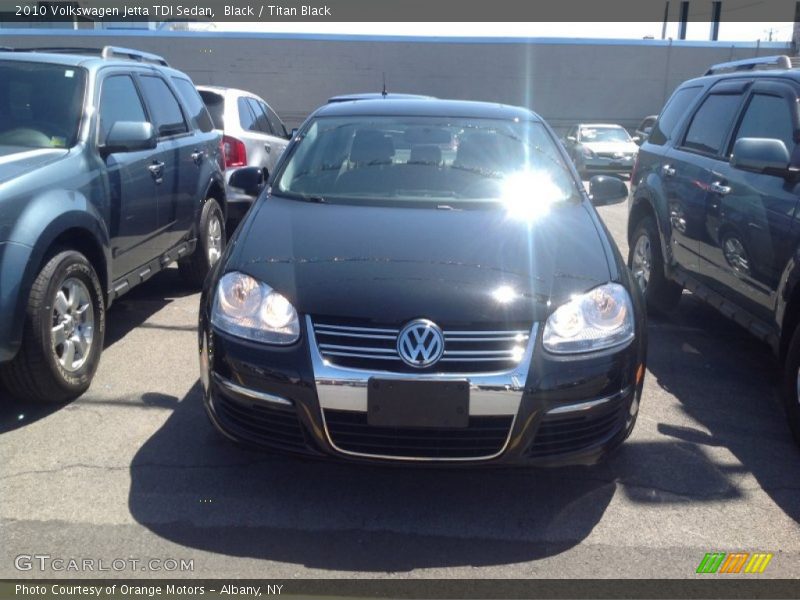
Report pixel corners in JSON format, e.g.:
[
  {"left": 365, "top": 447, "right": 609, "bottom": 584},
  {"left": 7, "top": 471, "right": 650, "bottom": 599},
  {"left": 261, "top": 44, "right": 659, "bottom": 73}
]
[{"left": 197, "top": 86, "right": 290, "bottom": 223}]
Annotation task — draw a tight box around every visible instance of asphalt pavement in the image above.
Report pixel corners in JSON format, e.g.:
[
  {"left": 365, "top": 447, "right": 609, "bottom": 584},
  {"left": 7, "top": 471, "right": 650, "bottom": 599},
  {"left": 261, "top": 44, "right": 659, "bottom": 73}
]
[{"left": 1, "top": 198, "right": 799, "bottom": 580}]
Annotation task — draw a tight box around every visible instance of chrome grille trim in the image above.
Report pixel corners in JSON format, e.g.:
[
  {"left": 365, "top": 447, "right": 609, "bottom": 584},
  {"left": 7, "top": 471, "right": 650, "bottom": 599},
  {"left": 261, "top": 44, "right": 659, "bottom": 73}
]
[
  {"left": 313, "top": 320, "right": 531, "bottom": 370},
  {"left": 314, "top": 324, "right": 400, "bottom": 335},
  {"left": 308, "top": 316, "right": 537, "bottom": 415},
  {"left": 307, "top": 315, "right": 537, "bottom": 461}
]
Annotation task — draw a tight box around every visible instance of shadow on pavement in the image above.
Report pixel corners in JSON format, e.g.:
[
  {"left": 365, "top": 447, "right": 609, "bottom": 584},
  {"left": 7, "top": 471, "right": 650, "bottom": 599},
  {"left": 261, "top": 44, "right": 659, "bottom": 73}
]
[
  {"left": 126, "top": 294, "right": 800, "bottom": 570},
  {"left": 0, "top": 267, "right": 198, "bottom": 433},
  {"left": 128, "top": 384, "right": 617, "bottom": 571},
  {"left": 104, "top": 267, "right": 199, "bottom": 348},
  {"left": 636, "top": 294, "right": 800, "bottom": 521}
]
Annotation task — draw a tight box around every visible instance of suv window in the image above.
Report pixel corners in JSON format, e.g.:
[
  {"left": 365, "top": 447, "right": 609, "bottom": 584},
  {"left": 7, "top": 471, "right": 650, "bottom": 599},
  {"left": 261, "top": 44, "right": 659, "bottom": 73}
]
[
  {"left": 138, "top": 75, "right": 188, "bottom": 137},
  {"left": 97, "top": 75, "right": 147, "bottom": 144},
  {"left": 172, "top": 78, "right": 214, "bottom": 133},
  {"left": 649, "top": 85, "right": 703, "bottom": 146},
  {"left": 265, "top": 104, "right": 288, "bottom": 138},
  {"left": 245, "top": 98, "right": 272, "bottom": 134},
  {"left": 199, "top": 90, "right": 225, "bottom": 129},
  {"left": 682, "top": 93, "right": 743, "bottom": 155},
  {"left": 731, "top": 93, "right": 795, "bottom": 155},
  {"left": 238, "top": 97, "right": 259, "bottom": 132}
]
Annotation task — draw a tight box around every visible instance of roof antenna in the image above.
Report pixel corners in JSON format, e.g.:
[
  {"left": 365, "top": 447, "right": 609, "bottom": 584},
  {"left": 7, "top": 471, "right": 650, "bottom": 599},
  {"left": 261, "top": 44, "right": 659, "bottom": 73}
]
[{"left": 382, "top": 72, "right": 387, "bottom": 98}]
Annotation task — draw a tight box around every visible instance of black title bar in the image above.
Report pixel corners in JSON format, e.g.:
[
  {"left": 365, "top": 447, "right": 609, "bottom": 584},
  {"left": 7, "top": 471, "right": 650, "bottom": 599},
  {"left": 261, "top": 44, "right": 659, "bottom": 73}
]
[{"left": 0, "top": 0, "right": 796, "bottom": 23}]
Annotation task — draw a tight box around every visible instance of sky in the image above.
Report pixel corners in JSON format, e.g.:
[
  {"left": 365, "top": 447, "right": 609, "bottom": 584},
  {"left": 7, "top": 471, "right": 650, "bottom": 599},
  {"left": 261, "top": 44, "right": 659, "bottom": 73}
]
[{"left": 206, "top": 22, "right": 795, "bottom": 42}]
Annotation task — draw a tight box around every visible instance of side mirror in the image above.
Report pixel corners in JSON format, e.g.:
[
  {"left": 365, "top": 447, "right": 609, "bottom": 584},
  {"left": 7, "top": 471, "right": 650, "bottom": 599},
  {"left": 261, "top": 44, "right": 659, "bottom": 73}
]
[
  {"left": 290, "top": 128, "right": 299, "bottom": 138},
  {"left": 101, "top": 121, "right": 156, "bottom": 155},
  {"left": 731, "top": 137, "right": 791, "bottom": 176},
  {"left": 566, "top": 135, "right": 577, "bottom": 143},
  {"left": 632, "top": 135, "right": 641, "bottom": 144},
  {"left": 229, "top": 166, "right": 265, "bottom": 197},
  {"left": 588, "top": 175, "right": 628, "bottom": 206}
]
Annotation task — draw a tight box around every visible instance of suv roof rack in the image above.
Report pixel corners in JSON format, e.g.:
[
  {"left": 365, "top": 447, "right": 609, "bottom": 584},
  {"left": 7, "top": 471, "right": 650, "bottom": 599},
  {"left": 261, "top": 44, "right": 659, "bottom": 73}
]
[
  {"left": 0, "top": 45, "right": 168, "bottom": 66},
  {"left": 705, "top": 54, "right": 794, "bottom": 76},
  {"left": 99, "top": 46, "right": 169, "bottom": 66}
]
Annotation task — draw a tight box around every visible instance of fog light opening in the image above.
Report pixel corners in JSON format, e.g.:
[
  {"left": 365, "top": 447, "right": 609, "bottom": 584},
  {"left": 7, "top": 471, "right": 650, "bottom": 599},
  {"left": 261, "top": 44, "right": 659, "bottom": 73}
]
[{"left": 199, "top": 333, "right": 210, "bottom": 392}]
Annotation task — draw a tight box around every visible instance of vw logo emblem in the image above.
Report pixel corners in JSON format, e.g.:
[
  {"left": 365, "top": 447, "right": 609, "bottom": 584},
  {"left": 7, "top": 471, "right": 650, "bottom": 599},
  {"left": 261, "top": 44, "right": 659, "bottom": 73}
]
[{"left": 397, "top": 319, "right": 445, "bottom": 368}]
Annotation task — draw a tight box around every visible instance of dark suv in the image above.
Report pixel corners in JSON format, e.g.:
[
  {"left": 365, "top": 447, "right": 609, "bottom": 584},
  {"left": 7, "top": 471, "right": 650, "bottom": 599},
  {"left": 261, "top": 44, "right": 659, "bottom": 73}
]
[
  {"left": 627, "top": 55, "right": 800, "bottom": 445},
  {"left": 0, "top": 47, "right": 227, "bottom": 403}
]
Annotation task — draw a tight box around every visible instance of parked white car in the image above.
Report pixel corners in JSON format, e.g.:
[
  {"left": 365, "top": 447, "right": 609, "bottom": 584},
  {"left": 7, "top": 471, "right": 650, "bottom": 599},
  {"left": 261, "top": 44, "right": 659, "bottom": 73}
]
[
  {"left": 562, "top": 123, "right": 639, "bottom": 179},
  {"left": 197, "top": 85, "right": 291, "bottom": 223}
]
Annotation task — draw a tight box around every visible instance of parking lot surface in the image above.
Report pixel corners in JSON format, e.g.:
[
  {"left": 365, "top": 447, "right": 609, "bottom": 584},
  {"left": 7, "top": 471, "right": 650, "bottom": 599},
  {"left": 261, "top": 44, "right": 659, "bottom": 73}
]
[{"left": 1, "top": 199, "right": 799, "bottom": 579}]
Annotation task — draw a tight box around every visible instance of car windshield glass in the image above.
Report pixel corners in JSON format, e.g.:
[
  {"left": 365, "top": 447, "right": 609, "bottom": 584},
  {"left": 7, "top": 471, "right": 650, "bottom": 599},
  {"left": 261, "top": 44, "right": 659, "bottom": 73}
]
[
  {"left": 579, "top": 127, "right": 630, "bottom": 143},
  {"left": 0, "top": 61, "right": 86, "bottom": 149},
  {"left": 275, "top": 115, "right": 578, "bottom": 204}
]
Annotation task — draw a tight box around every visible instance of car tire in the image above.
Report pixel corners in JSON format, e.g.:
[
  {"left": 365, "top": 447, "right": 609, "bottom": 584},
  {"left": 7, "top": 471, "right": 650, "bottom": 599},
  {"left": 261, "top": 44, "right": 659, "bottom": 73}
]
[
  {"left": 628, "top": 215, "right": 683, "bottom": 314},
  {"left": 0, "top": 250, "right": 105, "bottom": 403},
  {"left": 179, "top": 198, "right": 225, "bottom": 287},
  {"left": 781, "top": 326, "right": 800, "bottom": 447}
]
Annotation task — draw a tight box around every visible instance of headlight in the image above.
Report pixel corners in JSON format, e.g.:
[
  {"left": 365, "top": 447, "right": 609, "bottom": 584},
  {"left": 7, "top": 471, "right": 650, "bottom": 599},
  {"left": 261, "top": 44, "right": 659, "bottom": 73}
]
[
  {"left": 542, "top": 283, "right": 634, "bottom": 354},
  {"left": 581, "top": 146, "right": 596, "bottom": 158},
  {"left": 211, "top": 271, "right": 300, "bottom": 344}
]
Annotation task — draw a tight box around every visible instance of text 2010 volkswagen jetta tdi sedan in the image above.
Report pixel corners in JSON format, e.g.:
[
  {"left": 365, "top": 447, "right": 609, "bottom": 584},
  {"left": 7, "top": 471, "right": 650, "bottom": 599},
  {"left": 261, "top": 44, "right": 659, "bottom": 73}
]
[{"left": 198, "top": 99, "right": 646, "bottom": 466}]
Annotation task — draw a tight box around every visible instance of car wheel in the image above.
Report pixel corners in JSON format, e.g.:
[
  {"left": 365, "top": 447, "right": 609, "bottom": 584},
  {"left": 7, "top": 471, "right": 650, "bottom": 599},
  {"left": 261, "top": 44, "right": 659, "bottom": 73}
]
[
  {"left": 179, "top": 198, "right": 226, "bottom": 287},
  {"left": 781, "top": 326, "right": 800, "bottom": 447},
  {"left": 0, "top": 250, "right": 105, "bottom": 403},
  {"left": 628, "top": 216, "right": 683, "bottom": 314}
]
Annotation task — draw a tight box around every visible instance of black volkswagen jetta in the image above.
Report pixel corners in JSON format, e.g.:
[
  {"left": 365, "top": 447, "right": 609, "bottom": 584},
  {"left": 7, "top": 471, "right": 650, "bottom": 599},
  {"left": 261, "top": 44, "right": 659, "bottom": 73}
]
[{"left": 199, "top": 99, "right": 647, "bottom": 466}]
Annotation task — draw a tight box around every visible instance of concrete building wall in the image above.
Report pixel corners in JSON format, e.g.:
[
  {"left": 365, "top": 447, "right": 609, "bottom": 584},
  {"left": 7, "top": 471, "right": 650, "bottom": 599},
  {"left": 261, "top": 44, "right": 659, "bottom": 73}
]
[{"left": 0, "top": 30, "right": 790, "bottom": 130}]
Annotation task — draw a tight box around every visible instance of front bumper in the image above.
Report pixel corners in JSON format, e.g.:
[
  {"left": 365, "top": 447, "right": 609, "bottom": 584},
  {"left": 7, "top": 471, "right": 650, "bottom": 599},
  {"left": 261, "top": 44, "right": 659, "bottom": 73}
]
[
  {"left": 581, "top": 155, "right": 636, "bottom": 173},
  {"left": 200, "top": 316, "right": 645, "bottom": 467}
]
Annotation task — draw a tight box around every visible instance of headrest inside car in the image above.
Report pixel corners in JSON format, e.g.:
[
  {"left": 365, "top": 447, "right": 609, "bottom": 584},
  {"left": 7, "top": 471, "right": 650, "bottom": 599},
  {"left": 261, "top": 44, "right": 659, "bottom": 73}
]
[
  {"left": 409, "top": 144, "right": 442, "bottom": 165},
  {"left": 349, "top": 129, "right": 395, "bottom": 164}
]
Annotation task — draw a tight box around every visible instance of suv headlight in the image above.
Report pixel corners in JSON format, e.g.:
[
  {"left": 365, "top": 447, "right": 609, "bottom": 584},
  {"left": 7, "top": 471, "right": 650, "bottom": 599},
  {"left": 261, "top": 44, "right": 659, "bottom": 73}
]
[
  {"left": 211, "top": 271, "right": 300, "bottom": 344},
  {"left": 542, "top": 283, "right": 634, "bottom": 354},
  {"left": 581, "top": 146, "right": 596, "bottom": 159}
]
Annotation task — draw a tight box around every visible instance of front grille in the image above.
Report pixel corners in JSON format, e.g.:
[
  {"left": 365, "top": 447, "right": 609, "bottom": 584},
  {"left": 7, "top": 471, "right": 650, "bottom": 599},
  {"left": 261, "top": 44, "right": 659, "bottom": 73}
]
[
  {"left": 213, "top": 390, "right": 308, "bottom": 452},
  {"left": 324, "top": 409, "right": 513, "bottom": 459},
  {"left": 312, "top": 320, "right": 531, "bottom": 373},
  {"left": 527, "top": 405, "right": 625, "bottom": 458},
  {"left": 595, "top": 152, "right": 633, "bottom": 160}
]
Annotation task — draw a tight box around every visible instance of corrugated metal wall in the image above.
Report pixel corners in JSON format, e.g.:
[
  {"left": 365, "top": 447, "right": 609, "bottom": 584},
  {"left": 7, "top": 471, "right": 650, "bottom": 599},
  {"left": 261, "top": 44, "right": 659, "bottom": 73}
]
[{"left": 0, "top": 30, "right": 790, "bottom": 130}]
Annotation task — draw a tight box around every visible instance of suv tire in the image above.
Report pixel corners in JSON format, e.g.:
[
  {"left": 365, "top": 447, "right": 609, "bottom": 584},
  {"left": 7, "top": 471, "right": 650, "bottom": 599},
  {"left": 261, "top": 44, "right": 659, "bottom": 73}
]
[
  {"left": 179, "top": 198, "right": 225, "bottom": 287},
  {"left": 628, "top": 215, "right": 683, "bottom": 314},
  {"left": 0, "top": 250, "right": 105, "bottom": 403},
  {"left": 782, "top": 326, "right": 800, "bottom": 446}
]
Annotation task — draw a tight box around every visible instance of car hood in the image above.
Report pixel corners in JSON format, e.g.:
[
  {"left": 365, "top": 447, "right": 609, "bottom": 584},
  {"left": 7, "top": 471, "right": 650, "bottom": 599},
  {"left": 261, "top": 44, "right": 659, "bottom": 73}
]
[
  {"left": 582, "top": 141, "right": 639, "bottom": 154},
  {"left": 0, "top": 146, "right": 70, "bottom": 185},
  {"left": 229, "top": 194, "right": 612, "bottom": 326}
]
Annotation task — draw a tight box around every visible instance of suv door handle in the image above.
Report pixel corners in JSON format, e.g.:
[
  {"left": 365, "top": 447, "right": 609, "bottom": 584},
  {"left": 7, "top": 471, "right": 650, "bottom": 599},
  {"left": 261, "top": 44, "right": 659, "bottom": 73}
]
[
  {"left": 191, "top": 150, "right": 204, "bottom": 164},
  {"left": 709, "top": 181, "right": 731, "bottom": 195},
  {"left": 661, "top": 164, "right": 676, "bottom": 177},
  {"left": 148, "top": 161, "right": 165, "bottom": 182},
  {"left": 264, "top": 143, "right": 271, "bottom": 154}
]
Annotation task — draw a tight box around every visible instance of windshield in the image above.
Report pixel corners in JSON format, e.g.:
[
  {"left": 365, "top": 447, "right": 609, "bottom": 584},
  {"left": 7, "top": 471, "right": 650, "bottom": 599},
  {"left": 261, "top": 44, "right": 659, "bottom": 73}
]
[
  {"left": 275, "top": 116, "right": 578, "bottom": 204},
  {"left": 579, "top": 126, "right": 631, "bottom": 143},
  {"left": 0, "top": 61, "right": 86, "bottom": 149}
]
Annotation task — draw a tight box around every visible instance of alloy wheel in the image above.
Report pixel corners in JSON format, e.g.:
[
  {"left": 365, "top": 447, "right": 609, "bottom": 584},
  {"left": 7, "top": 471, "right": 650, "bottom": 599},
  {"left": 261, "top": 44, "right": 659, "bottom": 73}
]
[
  {"left": 207, "top": 214, "right": 223, "bottom": 265},
  {"left": 51, "top": 277, "right": 94, "bottom": 372},
  {"left": 631, "top": 234, "right": 652, "bottom": 293}
]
